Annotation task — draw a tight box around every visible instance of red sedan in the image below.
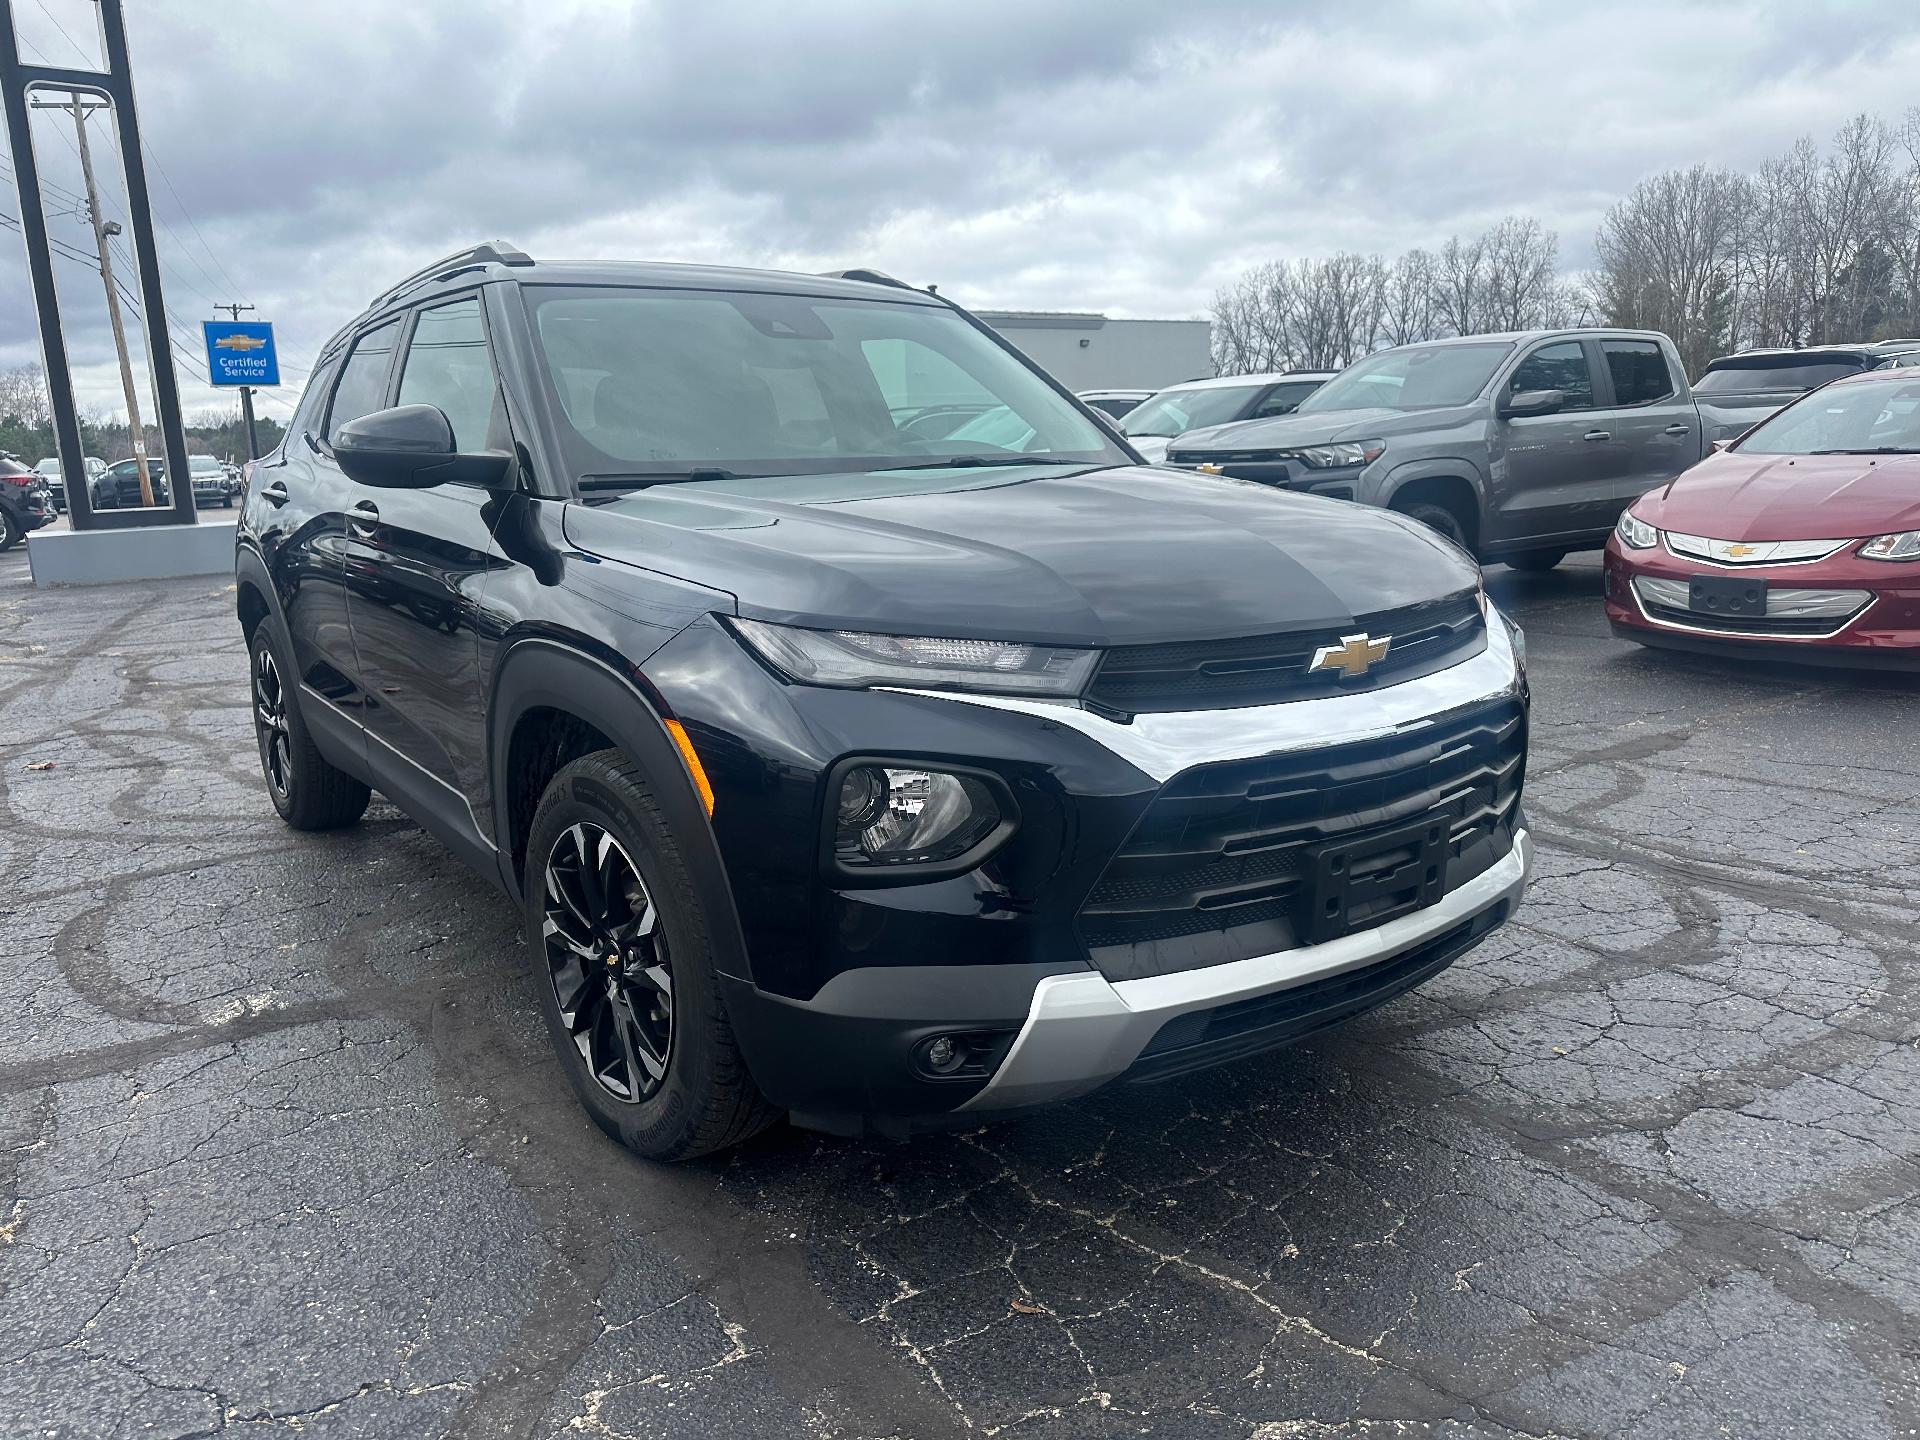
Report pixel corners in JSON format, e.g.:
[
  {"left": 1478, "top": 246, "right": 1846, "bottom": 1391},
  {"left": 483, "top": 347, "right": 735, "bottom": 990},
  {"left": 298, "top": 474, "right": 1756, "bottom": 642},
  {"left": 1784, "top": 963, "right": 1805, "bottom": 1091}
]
[{"left": 1605, "top": 368, "right": 1920, "bottom": 667}]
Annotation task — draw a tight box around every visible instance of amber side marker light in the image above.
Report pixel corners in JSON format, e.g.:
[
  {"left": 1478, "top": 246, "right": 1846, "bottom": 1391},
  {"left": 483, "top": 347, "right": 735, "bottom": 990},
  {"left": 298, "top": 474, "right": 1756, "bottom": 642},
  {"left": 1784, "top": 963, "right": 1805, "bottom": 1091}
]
[{"left": 662, "top": 718, "right": 715, "bottom": 817}]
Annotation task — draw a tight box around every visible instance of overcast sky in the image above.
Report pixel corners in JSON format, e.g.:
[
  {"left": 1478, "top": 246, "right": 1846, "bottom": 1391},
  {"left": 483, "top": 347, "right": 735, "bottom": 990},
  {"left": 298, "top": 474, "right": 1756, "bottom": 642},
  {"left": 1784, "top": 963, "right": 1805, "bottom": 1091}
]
[{"left": 4, "top": 0, "right": 1919, "bottom": 424}]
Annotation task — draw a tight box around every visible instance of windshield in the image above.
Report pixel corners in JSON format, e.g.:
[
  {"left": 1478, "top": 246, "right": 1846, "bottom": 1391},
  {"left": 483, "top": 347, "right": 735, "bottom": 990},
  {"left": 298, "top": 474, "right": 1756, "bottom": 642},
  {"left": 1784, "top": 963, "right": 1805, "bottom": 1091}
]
[
  {"left": 1695, "top": 359, "right": 1864, "bottom": 394},
  {"left": 1736, "top": 378, "right": 1920, "bottom": 456},
  {"left": 189, "top": 457, "right": 222, "bottom": 473},
  {"left": 527, "top": 287, "right": 1120, "bottom": 485},
  {"left": 1121, "top": 383, "right": 1264, "bottom": 438},
  {"left": 1298, "top": 342, "right": 1512, "bottom": 413}
]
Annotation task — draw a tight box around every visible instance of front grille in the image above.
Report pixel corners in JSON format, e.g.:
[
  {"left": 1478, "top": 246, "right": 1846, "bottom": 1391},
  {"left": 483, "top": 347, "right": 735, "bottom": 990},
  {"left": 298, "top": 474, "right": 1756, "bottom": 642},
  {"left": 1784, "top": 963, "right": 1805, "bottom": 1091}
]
[
  {"left": 1088, "top": 592, "right": 1485, "bottom": 714},
  {"left": 1640, "top": 598, "right": 1865, "bottom": 636},
  {"left": 1120, "top": 902, "right": 1507, "bottom": 1086},
  {"left": 1080, "top": 696, "right": 1524, "bottom": 981}
]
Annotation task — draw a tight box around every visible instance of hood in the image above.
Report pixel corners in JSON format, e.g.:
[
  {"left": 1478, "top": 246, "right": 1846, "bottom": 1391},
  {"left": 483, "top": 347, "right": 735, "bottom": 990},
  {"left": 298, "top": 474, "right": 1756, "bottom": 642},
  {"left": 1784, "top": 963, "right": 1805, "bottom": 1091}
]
[
  {"left": 562, "top": 463, "right": 1479, "bottom": 648},
  {"left": 1637, "top": 451, "right": 1920, "bottom": 540},
  {"left": 1176, "top": 405, "right": 1475, "bottom": 453}
]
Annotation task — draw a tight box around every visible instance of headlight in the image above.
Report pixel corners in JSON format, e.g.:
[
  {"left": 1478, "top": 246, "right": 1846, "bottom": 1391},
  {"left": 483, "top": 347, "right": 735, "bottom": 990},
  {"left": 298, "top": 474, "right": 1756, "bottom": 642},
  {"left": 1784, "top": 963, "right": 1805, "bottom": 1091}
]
[
  {"left": 732, "top": 618, "right": 1098, "bottom": 697},
  {"left": 1296, "top": 439, "right": 1386, "bottom": 468},
  {"left": 1615, "top": 510, "right": 1658, "bottom": 549},
  {"left": 831, "top": 763, "right": 1010, "bottom": 873},
  {"left": 1860, "top": 531, "right": 1920, "bottom": 561}
]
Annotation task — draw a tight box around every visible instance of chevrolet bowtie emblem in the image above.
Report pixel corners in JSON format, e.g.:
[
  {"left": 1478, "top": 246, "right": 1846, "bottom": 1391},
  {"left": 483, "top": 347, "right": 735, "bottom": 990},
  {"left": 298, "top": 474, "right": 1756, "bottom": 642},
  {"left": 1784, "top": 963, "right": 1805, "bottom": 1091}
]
[
  {"left": 1196, "top": 462, "right": 1223, "bottom": 475},
  {"left": 214, "top": 333, "right": 268, "bottom": 352},
  {"left": 1723, "top": 543, "right": 1758, "bottom": 558},
  {"left": 1310, "top": 632, "right": 1392, "bottom": 679}
]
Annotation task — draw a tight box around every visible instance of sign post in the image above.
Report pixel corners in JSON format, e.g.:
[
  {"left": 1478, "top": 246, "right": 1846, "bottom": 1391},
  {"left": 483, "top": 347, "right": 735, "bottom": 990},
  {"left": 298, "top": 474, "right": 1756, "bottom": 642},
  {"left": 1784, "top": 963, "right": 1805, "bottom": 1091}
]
[{"left": 202, "top": 320, "right": 279, "bottom": 459}]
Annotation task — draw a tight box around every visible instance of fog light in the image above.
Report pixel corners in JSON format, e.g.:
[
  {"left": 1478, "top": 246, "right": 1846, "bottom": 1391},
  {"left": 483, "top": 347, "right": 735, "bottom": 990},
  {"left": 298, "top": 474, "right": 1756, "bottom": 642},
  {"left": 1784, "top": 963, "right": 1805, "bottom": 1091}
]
[
  {"left": 833, "top": 765, "right": 1003, "bottom": 867},
  {"left": 925, "top": 1036, "right": 959, "bottom": 1071}
]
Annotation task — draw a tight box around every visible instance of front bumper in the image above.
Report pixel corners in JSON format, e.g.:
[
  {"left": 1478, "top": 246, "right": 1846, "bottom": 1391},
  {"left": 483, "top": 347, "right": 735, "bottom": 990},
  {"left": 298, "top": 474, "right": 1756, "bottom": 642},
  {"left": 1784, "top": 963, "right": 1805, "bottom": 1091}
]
[
  {"left": 964, "top": 826, "right": 1531, "bottom": 1112},
  {"left": 665, "top": 610, "right": 1530, "bottom": 1131},
  {"left": 1603, "top": 533, "right": 1920, "bottom": 665}
]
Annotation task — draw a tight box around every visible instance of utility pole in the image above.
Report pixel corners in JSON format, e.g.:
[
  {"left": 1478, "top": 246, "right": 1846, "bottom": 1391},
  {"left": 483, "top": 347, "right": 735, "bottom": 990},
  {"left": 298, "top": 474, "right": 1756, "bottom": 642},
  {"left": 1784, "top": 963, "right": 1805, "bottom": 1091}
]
[
  {"left": 215, "top": 301, "right": 260, "bottom": 459},
  {"left": 29, "top": 93, "right": 153, "bottom": 505}
]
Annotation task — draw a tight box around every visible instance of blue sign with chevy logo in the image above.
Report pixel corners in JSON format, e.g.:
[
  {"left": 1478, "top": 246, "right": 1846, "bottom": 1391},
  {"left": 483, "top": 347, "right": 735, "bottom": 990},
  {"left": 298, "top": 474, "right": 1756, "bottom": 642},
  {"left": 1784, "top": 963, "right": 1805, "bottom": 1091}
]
[{"left": 202, "top": 321, "right": 280, "bottom": 387}]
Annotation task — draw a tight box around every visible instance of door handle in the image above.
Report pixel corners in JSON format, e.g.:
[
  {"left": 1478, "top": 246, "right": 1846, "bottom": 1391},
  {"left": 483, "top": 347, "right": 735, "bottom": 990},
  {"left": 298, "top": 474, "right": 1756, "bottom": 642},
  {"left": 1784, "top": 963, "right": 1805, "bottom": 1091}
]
[
  {"left": 260, "top": 480, "right": 289, "bottom": 506},
  {"left": 1583, "top": 430, "right": 1611, "bottom": 442},
  {"left": 1663, "top": 424, "right": 1690, "bottom": 436},
  {"left": 348, "top": 500, "right": 380, "bottom": 537}
]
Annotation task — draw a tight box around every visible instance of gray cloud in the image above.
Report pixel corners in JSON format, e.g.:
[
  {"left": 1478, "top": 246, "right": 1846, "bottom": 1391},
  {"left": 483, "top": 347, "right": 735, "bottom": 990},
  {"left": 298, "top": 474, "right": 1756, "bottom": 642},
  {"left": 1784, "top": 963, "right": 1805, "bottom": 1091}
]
[{"left": 4, "top": 0, "right": 1919, "bottom": 421}]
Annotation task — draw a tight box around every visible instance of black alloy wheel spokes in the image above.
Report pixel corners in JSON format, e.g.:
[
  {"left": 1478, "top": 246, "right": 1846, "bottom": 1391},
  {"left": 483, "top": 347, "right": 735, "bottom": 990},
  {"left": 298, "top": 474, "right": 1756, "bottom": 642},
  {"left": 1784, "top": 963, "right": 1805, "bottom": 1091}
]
[
  {"left": 542, "top": 821, "right": 673, "bottom": 1103},
  {"left": 252, "top": 644, "right": 293, "bottom": 799}
]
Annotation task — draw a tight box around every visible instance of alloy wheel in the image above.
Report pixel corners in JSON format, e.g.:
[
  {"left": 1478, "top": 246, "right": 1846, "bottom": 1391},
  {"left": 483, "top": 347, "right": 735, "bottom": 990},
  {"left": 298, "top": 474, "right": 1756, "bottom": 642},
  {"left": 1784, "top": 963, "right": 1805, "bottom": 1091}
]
[
  {"left": 252, "top": 644, "right": 293, "bottom": 799},
  {"left": 542, "top": 822, "right": 673, "bottom": 1103}
]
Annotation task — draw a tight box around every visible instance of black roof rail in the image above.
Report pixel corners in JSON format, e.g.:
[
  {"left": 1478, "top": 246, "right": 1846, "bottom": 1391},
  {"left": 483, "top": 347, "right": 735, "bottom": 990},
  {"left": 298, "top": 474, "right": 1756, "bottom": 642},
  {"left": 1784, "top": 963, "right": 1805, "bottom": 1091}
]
[
  {"left": 818, "top": 267, "right": 913, "bottom": 290},
  {"left": 370, "top": 241, "right": 534, "bottom": 310}
]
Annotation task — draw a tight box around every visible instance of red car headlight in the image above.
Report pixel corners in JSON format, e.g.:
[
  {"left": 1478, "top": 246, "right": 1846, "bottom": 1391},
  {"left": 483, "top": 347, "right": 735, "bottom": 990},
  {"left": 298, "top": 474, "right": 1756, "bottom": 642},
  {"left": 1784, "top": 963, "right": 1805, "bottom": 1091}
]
[
  {"left": 1860, "top": 531, "right": 1920, "bottom": 562},
  {"left": 1615, "top": 510, "right": 1658, "bottom": 550}
]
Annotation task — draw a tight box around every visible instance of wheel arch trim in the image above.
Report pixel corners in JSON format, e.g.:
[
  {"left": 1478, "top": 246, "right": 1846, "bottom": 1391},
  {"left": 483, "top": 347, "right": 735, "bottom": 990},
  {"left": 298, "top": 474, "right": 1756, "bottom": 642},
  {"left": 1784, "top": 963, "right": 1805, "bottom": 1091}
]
[{"left": 486, "top": 633, "right": 755, "bottom": 983}]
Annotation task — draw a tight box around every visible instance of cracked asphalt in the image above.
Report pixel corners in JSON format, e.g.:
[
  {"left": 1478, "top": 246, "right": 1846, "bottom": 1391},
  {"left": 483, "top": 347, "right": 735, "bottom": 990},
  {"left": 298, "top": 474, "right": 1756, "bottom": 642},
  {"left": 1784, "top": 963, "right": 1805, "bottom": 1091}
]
[{"left": 2, "top": 544, "right": 1917, "bottom": 1440}]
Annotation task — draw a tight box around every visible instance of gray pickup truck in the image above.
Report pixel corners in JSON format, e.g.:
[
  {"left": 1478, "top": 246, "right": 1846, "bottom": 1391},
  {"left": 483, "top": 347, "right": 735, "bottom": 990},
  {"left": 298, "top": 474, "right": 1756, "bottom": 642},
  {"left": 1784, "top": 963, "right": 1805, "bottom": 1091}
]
[{"left": 1164, "top": 329, "right": 1709, "bottom": 571}]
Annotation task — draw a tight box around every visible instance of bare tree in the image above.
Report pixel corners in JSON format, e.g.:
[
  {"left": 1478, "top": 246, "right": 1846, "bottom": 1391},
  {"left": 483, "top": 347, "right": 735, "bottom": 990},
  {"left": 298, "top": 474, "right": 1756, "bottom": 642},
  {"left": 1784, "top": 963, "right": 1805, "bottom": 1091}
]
[
  {"left": 1593, "top": 165, "right": 1743, "bottom": 373},
  {"left": 1433, "top": 232, "right": 1489, "bottom": 336},
  {"left": 1381, "top": 248, "right": 1437, "bottom": 346},
  {"left": 1481, "top": 217, "right": 1561, "bottom": 331}
]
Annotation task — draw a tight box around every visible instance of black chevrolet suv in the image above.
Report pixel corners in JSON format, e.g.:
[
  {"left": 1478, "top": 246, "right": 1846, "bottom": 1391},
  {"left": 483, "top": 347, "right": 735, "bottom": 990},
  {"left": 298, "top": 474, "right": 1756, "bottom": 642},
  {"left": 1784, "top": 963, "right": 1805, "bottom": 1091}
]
[{"left": 236, "top": 243, "right": 1532, "bottom": 1159}]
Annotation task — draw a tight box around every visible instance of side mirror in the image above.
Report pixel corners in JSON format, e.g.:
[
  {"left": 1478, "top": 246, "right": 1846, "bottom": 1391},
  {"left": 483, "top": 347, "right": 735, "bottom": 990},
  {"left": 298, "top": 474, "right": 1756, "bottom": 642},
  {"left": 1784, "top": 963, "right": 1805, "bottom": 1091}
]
[
  {"left": 333, "top": 404, "right": 512, "bottom": 489},
  {"left": 1709, "top": 438, "right": 1732, "bottom": 454},
  {"left": 1498, "top": 388, "right": 1565, "bottom": 419}
]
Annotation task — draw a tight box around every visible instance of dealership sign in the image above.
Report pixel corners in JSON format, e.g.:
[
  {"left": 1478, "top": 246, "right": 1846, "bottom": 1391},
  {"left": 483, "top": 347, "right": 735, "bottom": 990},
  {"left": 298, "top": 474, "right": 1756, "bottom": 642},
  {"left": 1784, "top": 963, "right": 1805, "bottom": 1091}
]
[{"left": 202, "top": 321, "right": 280, "bottom": 387}]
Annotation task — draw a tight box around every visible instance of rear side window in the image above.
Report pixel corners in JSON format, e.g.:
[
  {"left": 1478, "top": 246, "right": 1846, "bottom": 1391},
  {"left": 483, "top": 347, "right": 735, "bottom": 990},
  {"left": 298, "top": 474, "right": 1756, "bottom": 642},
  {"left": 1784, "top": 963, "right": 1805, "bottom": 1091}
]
[
  {"left": 397, "top": 297, "right": 505, "bottom": 453},
  {"left": 325, "top": 319, "right": 403, "bottom": 444},
  {"left": 1602, "top": 340, "right": 1675, "bottom": 406},
  {"left": 1250, "top": 380, "right": 1323, "bottom": 418},
  {"left": 1510, "top": 341, "right": 1594, "bottom": 410}
]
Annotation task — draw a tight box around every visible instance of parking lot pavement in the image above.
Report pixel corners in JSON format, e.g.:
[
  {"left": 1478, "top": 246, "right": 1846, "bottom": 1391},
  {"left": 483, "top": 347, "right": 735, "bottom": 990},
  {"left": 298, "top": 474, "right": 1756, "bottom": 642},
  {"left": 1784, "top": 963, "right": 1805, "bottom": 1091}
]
[{"left": 1, "top": 543, "right": 1915, "bottom": 1440}]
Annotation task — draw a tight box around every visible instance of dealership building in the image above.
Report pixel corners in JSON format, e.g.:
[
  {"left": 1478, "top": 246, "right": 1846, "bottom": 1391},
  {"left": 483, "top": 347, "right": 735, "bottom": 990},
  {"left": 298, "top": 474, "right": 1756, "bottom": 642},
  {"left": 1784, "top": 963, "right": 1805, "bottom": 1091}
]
[{"left": 975, "top": 311, "right": 1213, "bottom": 392}]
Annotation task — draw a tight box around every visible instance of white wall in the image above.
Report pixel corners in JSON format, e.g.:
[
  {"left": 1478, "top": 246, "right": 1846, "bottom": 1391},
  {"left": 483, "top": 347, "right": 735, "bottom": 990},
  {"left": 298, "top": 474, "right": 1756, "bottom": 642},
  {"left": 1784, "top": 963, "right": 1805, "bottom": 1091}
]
[{"left": 978, "top": 315, "right": 1212, "bottom": 391}]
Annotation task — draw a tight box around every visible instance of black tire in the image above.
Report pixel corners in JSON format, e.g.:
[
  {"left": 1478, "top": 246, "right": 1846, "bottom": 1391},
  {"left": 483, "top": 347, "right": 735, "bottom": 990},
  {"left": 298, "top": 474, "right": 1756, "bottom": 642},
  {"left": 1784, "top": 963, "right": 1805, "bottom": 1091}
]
[
  {"left": 525, "top": 749, "right": 778, "bottom": 1161},
  {"left": 0, "top": 508, "right": 19, "bottom": 554},
  {"left": 1399, "top": 501, "right": 1472, "bottom": 552},
  {"left": 1504, "top": 549, "right": 1566, "bottom": 573},
  {"left": 222, "top": 494, "right": 234, "bottom": 509},
  {"left": 248, "top": 624, "right": 371, "bottom": 831}
]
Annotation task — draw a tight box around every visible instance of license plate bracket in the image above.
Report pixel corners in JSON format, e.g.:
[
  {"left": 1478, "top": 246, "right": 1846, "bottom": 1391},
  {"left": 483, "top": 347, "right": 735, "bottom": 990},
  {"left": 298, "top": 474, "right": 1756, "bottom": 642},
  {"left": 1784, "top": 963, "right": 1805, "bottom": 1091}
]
[
  {"left": 1688, "top": 573, "right": 1767, "bottom": 619},
  {"left": 1302, "top": 812, "right": 1452, "bottom": 946}
]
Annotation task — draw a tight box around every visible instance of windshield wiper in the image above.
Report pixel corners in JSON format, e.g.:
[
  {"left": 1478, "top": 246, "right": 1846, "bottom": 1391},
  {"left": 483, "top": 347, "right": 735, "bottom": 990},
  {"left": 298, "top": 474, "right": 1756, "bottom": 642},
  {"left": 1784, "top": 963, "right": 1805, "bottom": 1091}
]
[
  {"left": 1807, "top": 447, "right": 1920, "bottom": 455},
  {"left": 884, "top": 455, "right": 1094, "bottom": 471},
  {"left": 578, "top": 468, "right": 743, "bottom": 491}
]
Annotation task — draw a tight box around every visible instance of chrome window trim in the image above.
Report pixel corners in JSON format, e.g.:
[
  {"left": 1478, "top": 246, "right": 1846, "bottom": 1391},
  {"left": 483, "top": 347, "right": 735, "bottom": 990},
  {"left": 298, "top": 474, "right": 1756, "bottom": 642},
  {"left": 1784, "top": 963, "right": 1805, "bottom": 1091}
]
[{"left": 886, "top": 604, "right": 1522, "bottom": 784}]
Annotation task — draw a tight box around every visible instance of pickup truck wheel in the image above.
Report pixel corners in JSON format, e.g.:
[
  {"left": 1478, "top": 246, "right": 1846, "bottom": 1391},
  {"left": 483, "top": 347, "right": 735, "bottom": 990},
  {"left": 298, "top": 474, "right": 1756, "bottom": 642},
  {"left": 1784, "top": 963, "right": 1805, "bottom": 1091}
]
[
  {"left": 1504, "top": 549, "right": 1566, "bottom": 573},
  {"left": 525, "top": 749, "right": 778, "bottom": 1162},
  {"left": 1399, "top": 501, "right": 1471, "bottom": 552},
  {"left": 249, "top": 626, "right": 371, "bottom": 830}
]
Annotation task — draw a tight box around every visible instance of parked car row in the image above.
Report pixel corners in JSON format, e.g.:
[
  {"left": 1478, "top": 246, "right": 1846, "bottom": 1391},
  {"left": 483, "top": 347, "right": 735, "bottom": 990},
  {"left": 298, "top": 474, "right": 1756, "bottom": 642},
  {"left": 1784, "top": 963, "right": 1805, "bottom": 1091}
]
[
  {"left": 0, "top": 453, "right": 57, "bottom": 552},
  {"left": 15, "top": 453, "right": 247, "bottom": 516},
  {"left": 224, "top": 243, "right": 1920, "bottom": 1163}
]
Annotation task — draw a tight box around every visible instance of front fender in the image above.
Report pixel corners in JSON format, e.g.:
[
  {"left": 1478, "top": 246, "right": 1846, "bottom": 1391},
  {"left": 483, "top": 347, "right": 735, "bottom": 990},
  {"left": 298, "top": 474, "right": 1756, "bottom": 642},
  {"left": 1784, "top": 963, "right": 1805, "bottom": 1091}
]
[
  {"left": 486, "top": 634, "right": 753, "bottom": 984},
  {"left": 1373, "top": 456, "right": 1490, "bottom": 510}
]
